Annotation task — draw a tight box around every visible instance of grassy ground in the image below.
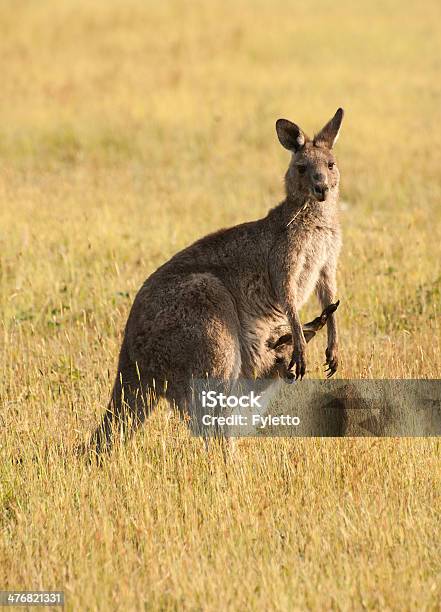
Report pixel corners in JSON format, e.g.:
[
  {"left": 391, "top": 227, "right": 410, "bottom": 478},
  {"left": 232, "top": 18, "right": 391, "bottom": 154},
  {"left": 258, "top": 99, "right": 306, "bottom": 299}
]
[{"left": 1, "top": 0, "right": 440, "bottom": 609}]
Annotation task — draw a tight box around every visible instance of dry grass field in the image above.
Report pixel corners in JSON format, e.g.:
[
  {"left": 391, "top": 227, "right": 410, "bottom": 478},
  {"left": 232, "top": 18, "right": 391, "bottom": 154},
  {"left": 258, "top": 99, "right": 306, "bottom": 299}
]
[{"left": 1, "top": 0, "right": 440, "bottom": 609}]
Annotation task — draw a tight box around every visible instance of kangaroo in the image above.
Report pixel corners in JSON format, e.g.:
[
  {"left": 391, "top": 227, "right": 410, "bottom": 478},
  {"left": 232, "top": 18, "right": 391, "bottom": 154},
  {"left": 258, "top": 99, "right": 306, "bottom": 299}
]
[{"left": 89, "top": 108, "right": 344, "bottom": 453}]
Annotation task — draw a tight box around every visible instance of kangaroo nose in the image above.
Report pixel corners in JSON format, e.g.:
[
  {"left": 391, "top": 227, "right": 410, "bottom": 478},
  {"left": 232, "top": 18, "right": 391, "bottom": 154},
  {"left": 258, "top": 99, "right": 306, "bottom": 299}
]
[
  {"left": 313, "top": 173, "right": 325, "bottom": 182},
  {"left": 313, "top": 184, "right": 329, "bottom": 201}
]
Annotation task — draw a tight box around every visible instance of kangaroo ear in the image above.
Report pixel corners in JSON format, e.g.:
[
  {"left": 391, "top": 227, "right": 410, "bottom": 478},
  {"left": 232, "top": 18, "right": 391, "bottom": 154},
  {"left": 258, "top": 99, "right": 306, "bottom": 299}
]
[
  {"left": 276, "top": 119, "right": 308, "bottom": 152},
  {"left": 314, "top": 108, "right": 344, "bottom": 149}
]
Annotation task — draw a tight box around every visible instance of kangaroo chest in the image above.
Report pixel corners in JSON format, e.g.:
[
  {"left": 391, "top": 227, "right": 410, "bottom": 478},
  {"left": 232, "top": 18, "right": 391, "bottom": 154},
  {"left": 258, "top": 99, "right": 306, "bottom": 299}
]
[{"left": 290, "top": 225, "right": 336, "bottom": 308}]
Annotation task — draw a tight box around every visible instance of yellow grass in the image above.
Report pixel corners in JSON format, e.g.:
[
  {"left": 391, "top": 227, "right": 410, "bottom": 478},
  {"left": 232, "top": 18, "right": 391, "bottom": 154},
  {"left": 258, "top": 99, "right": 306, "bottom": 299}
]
[{"left": 1, "top": 0, "right": 440, "bottom": 609}]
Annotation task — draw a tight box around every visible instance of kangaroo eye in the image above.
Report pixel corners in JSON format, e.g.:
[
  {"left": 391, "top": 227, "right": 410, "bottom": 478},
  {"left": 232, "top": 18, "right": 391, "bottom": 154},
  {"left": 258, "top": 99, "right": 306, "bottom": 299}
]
[
  {"left": 328, "top": 162, "right": 335, "bottom": 170},
  {"left": 297, "top": 165, "right": 307, "bottom": 175}
]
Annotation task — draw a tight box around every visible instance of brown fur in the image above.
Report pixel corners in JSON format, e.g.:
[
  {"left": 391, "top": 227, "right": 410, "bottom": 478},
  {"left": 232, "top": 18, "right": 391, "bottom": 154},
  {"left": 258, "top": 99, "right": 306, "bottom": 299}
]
[{"left": 90, "top": 109, "right": 344, "bottom": 453}]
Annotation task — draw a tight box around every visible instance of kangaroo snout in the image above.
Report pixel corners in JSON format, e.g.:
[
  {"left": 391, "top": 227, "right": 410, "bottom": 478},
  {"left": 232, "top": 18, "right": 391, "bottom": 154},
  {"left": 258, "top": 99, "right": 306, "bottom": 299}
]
[
  {"left": 312, "top": 172, "right": 329, "bottom": 200},
  {"left": 313, "top": 183, "right": 329, "bottom": 201}
]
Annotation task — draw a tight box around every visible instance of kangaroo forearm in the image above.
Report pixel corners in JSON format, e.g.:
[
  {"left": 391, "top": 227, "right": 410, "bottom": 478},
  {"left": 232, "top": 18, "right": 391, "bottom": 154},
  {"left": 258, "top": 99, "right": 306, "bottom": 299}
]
[
  {"left": 316, "top": 274, "right": 336, "bottom": 306},
  {"left": 327, "top": 315, "right": 338, "bottom": 347},
  {"left": 316, "top": 267, "right": 338, "bottom": 350},
  {"left": 287, "top": 307, "right": 306, "bottom": 351}
]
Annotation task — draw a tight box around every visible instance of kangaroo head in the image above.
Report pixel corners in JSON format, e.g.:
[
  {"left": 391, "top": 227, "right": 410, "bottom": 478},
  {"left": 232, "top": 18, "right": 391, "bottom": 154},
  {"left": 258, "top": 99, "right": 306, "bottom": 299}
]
[{"left": 276, "top": 108, "right": 344, "bottom": 203}]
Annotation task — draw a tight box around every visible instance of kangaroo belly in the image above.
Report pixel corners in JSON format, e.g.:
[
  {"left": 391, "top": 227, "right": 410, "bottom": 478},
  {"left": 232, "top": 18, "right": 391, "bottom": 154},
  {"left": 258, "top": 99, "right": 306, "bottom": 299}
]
[{"left": 239, "top": 310, "right": 287, "bottom": 378}]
